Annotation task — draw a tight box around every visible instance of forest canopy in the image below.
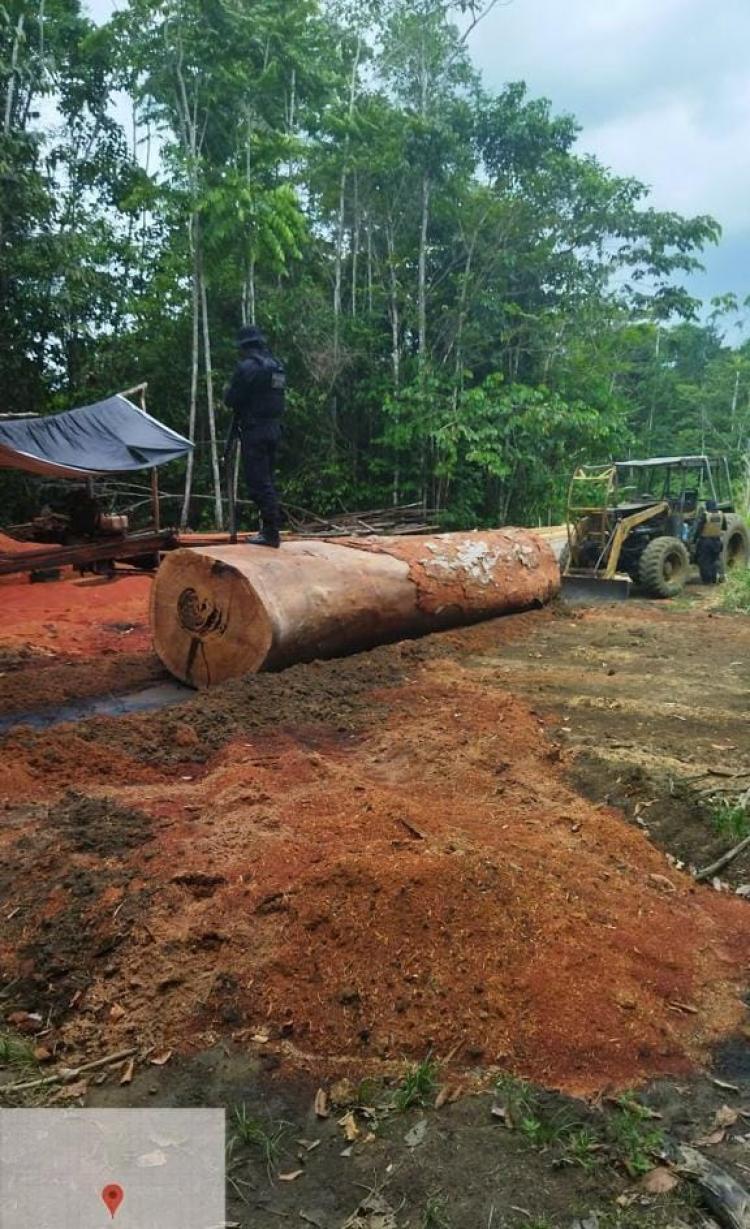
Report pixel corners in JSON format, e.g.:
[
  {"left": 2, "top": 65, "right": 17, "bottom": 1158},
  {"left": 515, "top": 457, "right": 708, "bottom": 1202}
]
[{"left": 2, "top": 0, "right": 749, "bottom": 529}]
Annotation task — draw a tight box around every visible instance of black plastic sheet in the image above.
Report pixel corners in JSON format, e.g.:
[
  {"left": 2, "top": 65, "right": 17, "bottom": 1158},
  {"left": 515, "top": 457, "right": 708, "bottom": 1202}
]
[{"left": 0, "top": 395, "right": 192, "bottom": 479}]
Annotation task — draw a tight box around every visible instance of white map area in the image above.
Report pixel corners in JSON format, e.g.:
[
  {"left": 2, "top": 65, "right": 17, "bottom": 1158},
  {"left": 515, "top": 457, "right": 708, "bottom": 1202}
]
[{"left": 0, "top": 1109, "right": 225, "bottom": 1229}]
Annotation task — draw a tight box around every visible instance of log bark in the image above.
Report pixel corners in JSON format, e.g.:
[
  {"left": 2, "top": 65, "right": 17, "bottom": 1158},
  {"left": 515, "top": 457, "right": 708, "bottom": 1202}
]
[{"left": 151, "top": 529, "right": 560, "bottom": 689}]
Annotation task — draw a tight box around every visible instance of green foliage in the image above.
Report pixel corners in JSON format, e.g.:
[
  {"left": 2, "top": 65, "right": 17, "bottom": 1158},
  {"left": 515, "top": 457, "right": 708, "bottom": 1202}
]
[
  {"left": 0, "top": 1032, "right": 39, "bottom": 1069},
  {"left": 605, "top": 1095, "right": 664, "bottom": 1176},
  {"left": 710, "top": 799, "right": 750, "bottom": 842},
  {"left": 391, "top": 1057, "right": 439, "bottom": 1112},
  {"left": 721, "top": 567, "right": 750, "bottom": 614},
  {"left": 421, "top": 1193, "right": 451, "bottom": 1229},
  {"left": 230, "top": 1104, "right": 287, "bottom": 1168}
]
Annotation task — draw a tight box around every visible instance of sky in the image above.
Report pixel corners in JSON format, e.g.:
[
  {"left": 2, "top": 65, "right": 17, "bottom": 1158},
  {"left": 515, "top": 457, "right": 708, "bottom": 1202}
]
[
  {"left": 466, "top": 0, "right": 750, "bottom": 316},
  {"left": 87, "top": 0, "right": 750, "bottom": 318}
]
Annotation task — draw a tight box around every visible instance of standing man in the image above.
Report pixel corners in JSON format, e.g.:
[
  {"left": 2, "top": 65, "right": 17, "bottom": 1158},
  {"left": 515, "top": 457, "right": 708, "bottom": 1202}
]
[
  {"left": 693, "top": 498, "right": 724, "bottom": 584},
  {"left": 224, "top": 325, "right": 286, "bottom": 548}
]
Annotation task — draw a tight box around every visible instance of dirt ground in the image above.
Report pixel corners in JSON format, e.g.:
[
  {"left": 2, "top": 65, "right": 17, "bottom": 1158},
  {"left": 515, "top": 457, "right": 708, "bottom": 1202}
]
[{"left": 1, "top": 568, "right": 750, "bottom": 1227}]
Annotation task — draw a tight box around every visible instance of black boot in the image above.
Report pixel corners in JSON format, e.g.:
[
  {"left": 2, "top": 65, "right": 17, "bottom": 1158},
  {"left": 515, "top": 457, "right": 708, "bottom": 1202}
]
[{"left": 245, "top": 526, "right": 280, "bottom": 548}]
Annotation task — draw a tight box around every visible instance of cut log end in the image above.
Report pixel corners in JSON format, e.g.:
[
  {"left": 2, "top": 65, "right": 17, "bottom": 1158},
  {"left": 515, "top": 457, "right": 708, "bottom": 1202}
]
[{"left": 150, "top": 549, "right": 272, "bottom": 687}]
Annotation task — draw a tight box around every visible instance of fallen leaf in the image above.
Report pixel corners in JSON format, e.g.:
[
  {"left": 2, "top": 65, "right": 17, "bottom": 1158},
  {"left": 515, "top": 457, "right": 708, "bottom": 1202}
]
[
  {"left": 640, "top": 1167, "right": 679, "bottom": 1195},
  {"left": 150, "top": 1049, "right": 173, "bottom": 1066},
  {"left": 314, "top": 1088, "right": 329, "bottom": 1118},
  {"left": 297, "top": 1139, "right": 321, "bottom": 1153},
  {"left": 119, "top": 1058, "right": 135, "bottom": 1085},
  {"left": 50, "top": 1079, "right": 88, "bottom": 1102},
  {"left": 404, "top": 1118, "right": 428, "bottom": 1149},
  {"left": 251, "top": 1030, "right": 270, "bottom": 1044},
  {"left": 109, "top": 1003, "right": 126, "bottom": 1022},
  {"left": 330, "top": 1077, "right": 358, "bottom": 1107},
  {"left": 491, "top": 1103, "right": 512, "bottom": 1127},
  {"left": 33, "top": 1045, "right": 52, "bottom": 1063},
  {"left": 339, "top": 1146, "right": 353, "bottom": 1158},
  {"left": 338, "top": 1111, "right": 359, "bottom": 1142},
  {"left": 714, "top": 1105, "right": 739, "bottom": 1128},
  {"left": 278, "top": 1170, "right": 303, "bottom": 1182},
  {"left": 693, "top": 1128, "right": 725, "bottom": 1146}
]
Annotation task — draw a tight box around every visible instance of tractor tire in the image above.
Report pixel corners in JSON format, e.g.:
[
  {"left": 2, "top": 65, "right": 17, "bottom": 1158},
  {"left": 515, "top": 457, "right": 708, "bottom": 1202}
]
[
  {"left": 722, "top": 515, "right": 750, "bottom": 573},
  {"left": 638, "top": 535, "right": 690, "bottom": 598}
]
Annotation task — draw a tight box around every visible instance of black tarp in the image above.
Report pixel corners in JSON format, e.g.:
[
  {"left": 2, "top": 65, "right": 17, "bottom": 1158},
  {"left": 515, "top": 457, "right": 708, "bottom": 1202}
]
[{"left": 0, "top": 395, "right": 193, "bottom": 479}]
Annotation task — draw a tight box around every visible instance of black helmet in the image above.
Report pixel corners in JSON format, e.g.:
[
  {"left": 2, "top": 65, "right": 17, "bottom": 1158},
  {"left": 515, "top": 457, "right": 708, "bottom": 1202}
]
[{"left": 236, "top": 324, "right": 266, "bottom": 349}]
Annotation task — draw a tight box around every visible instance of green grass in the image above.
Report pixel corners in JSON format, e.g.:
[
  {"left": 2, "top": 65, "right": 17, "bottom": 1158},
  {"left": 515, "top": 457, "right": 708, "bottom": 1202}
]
[
  {"left": 0, "top": 1032, "right": 39, "bottom": 1070},
  {"left": 494, "top": 1073, "right": 538, "bottom": 1125},
  {"left": 710, "top": 799, "right": 750, "bottom": 842},
  {"left": 230, "top": 1105, "right": 287, "bottom": 1169},
  {"left": 560, "top": 1126, "right": 601, "bottom": 1171},
  {"left": 391, "top": 1057, "right": 439, "bottom": 1112},
  {"left": 721, "top": 566, "right": 750, "bottom": 613},
  {"left": 519, "top": 1106, "right": 578, "bottom": 1149},
  {"left": 421, "top": 1194, "right": 451, "bottom": 1229},
  {"left": 605, "top": 1094, "right": 664, "bottom": 1176}
]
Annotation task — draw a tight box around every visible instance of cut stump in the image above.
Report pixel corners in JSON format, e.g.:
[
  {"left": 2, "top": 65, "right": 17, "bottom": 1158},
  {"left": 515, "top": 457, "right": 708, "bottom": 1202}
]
[{"left": 150, "top": 528, "right": 560, "bottom": 688}]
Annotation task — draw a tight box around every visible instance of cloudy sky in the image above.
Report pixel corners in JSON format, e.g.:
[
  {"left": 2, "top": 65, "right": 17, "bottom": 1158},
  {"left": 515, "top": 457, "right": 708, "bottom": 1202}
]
[
  {"left": 467, "top": 0, "right": 750, "bottom": 310},
  {"left": 88, "top": 0, "right": 749, "bottom": 311}
]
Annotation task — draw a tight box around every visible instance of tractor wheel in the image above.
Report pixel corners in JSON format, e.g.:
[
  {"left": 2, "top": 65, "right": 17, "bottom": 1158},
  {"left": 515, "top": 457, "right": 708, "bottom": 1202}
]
[
  {"left": 638, "top": 536, "right": 690, "bottom": 598},
  {"left": 722, "top": 515, "right": 750, "bottom": 572}
]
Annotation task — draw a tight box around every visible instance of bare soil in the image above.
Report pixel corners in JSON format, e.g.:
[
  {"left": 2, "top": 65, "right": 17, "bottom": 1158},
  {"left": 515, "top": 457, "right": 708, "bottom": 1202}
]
[{"left": 1, "top": 571, "right": 750, "bottom": 1227}]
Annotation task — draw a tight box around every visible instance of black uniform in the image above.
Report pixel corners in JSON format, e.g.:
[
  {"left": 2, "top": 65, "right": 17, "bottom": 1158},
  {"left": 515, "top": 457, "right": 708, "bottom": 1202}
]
[
  {"left": 694, "top": 504, "right": 724, "bottom": 584},
  {"left": 224, "top": 331, "right": 286, "bottom": 536}
]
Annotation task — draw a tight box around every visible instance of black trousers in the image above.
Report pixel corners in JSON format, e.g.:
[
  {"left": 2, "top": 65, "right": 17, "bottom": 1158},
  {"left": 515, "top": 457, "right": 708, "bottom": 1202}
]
[
  {"left": 240, "top": 426, "right": 281, "bottom": 530},
  {"left": 696, "top": 536, "right": 722, "bottom": 584}
]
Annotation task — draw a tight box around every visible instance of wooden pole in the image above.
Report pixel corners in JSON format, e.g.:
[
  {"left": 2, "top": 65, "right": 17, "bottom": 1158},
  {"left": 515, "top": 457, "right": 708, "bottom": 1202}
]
[{"left": 150, "top": 528, "right": 560, "bottom": 688}]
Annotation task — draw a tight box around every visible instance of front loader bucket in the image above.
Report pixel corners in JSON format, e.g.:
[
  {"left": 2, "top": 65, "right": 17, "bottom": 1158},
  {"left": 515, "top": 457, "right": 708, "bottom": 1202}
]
[{"left": 561, "top": 571, "right": 631, "bottom": 604}]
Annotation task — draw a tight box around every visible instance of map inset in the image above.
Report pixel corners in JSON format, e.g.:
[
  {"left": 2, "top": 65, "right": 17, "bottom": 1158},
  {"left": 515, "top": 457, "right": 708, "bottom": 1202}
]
[{"left": 0, "top": 1109, "right": 225, "bottom": 1229}]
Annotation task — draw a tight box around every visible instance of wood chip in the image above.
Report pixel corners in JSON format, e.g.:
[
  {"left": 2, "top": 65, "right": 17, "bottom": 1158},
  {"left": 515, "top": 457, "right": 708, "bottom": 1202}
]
[
  {"left": 150, "top": 1049, "right": 172, "bottom": 1066},
  {"left": 109, "top": 1003, "right": 126, "bottom": 1022},
  {"left": 119, "top": 1057, "right": 135, "bottom": 1085},
  {"left": 314, "top": 1088, "right": 329, "bottom": 1118},
  {"left": 278, "top": 1170, "right": 304, "bottom": 1182}
]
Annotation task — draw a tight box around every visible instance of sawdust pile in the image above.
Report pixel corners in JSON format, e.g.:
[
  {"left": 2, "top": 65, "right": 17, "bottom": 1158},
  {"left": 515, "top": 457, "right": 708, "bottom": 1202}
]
[{"left": 1, "top": 632, "right": 748, "bottom": 1096}]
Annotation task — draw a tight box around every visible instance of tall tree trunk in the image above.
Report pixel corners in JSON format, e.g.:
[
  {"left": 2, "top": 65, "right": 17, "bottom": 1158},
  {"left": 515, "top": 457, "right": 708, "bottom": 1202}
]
[
  {"left": 417, "top": 171, "right": 430, "bottom": 368},
  {"left": 366, "top": 212, "right": 373, "bottom": 314},
  {"left": 3, "top": 12, "right": 24, "bottom": 136},
  {"left": 351, "top": 171, "right": 360, "bottom": 317},
  {"left": 386, "top": 219, "right": 401, "bottom": 506},
  {"left": 331, "top": 36, "right": 362, "bottom": 441},
  {"left": 199, "top": 255, "right": 223, "bottom": 529},
  {"left": 180, "top": 221, "right": 201, "bottom": 529}
]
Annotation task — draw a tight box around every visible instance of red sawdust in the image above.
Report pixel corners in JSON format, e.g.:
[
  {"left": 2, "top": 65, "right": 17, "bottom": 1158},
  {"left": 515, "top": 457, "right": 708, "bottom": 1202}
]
[
  {"left": 2, "top": 649, "right": 748, "bottom": 1096},
  {"left": 0, "top": 571, "right": 152, "bottom": 657}
]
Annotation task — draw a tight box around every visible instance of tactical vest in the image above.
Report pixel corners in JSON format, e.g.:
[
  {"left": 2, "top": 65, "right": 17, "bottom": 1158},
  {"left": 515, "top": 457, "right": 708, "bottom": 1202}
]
[{"left": 700, "top": 510, "right": 723, "bottom": 538}]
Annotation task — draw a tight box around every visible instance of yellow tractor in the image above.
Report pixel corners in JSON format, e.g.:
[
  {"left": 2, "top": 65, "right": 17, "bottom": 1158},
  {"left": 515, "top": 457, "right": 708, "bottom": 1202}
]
[{"left": 561, "top": 455, "right": 750, "bottom": 601}]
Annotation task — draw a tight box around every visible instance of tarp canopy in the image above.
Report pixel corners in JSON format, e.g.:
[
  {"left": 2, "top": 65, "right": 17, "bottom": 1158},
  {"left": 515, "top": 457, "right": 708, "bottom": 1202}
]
[{"left": 0, "top": 395, "right": 193, "bottom": 480}]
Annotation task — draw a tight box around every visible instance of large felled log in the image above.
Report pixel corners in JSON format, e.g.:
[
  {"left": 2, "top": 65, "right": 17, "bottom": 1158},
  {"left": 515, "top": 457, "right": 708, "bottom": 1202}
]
[{"left": 151, "top": 528, "right": 560, "bottom": 688}]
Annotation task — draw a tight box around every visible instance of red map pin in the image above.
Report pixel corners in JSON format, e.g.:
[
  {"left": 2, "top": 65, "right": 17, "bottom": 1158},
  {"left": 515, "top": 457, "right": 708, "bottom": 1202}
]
[{"left": 101, "top": 1184, "right": 124, "bottom": 1219}]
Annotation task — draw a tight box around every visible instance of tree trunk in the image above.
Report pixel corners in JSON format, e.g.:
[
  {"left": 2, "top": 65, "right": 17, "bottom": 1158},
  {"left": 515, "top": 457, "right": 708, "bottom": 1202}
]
[
  {"left": 351, "top": 170, "right": 360, "bottom": 317},
  {"left": 199, "top": 256, "right": 223, "bottom": 529},
  {"left": 180, "top": 220, "right": 201, "bottom": 529},
  {"left": 151, "top": 529, "right": 560, "bottom": 687},
  {"left": 3, "top": 12, "right": 24, "bottom": 136}
]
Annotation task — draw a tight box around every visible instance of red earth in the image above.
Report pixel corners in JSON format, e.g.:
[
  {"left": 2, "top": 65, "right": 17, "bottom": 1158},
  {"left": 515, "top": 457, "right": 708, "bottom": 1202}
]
[{"left": 1, "top": 569, "right": 749, "bottom": 1096}]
